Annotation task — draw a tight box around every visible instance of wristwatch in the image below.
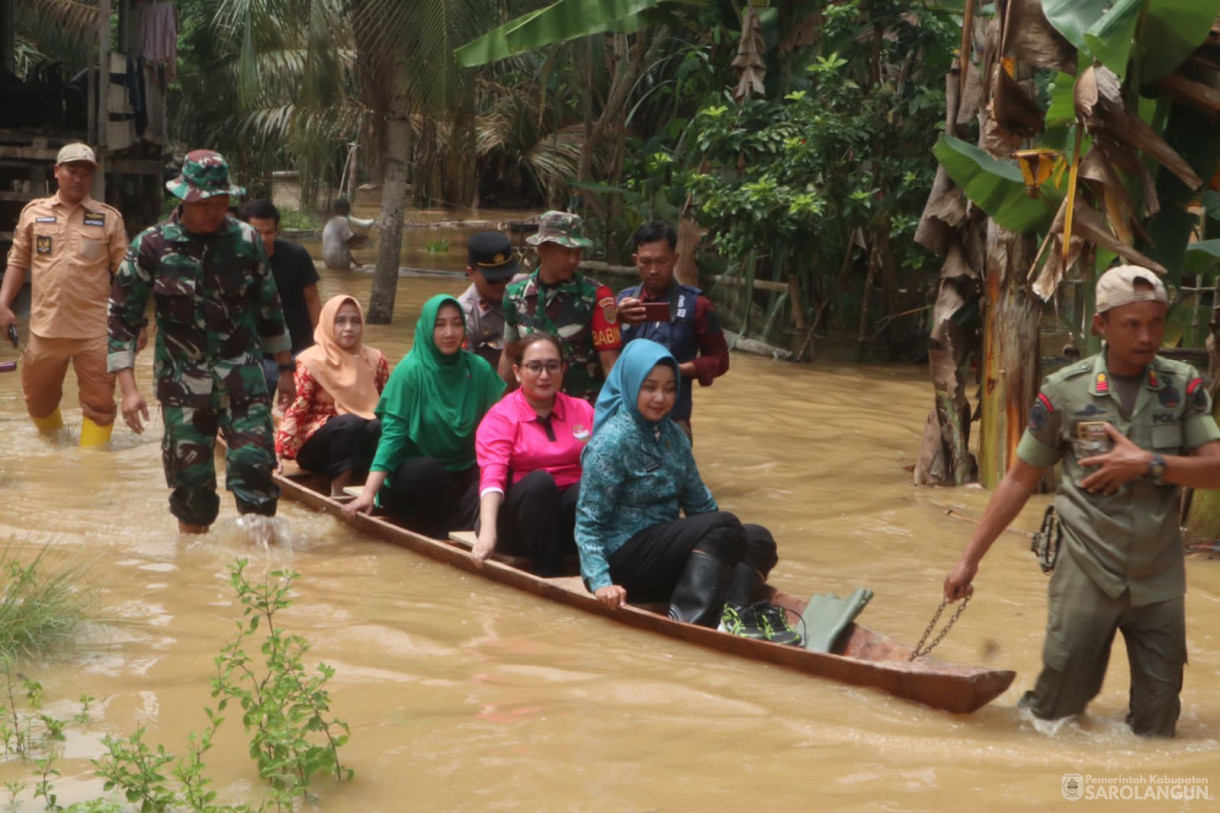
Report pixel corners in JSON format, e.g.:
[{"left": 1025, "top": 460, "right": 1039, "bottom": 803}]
[
  {"left": 278, "top": 362, "right": 295, "bottom": 373},
  {"left": 1147, "top": 452, "right": 1167, "bottom": 485}
]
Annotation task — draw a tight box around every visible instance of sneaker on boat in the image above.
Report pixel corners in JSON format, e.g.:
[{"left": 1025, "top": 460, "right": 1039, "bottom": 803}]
[
  {"left": 718, "top": 602, "right": 802, "bottom": 646},
  {"left": 718, "top": 603, "right": 766, "bottom": 639},
  {"left": 754, "top": 602, "right": 803, "bottom": 647}
]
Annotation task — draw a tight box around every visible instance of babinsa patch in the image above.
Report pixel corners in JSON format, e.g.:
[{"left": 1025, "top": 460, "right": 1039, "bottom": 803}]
[
  {"left": 1152, "top": 412, "right": 1176, "bottom": 424},
  {"left": 83, "top": 211, "right": 106, "bottom": 227},
  {"left": 1159, "top": 386, "right": 1180, "bottom": 408},
  {"left": 599, "top": 295, "right": 617, "bottom": 324},
  {"left": 35, "top": 235, "right": 52, "bottom": 255}
]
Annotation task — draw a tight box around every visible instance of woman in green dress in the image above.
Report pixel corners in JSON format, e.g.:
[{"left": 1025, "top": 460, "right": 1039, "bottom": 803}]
[{"left": 344, "top": 294, "right": 505, "bottom": 538}]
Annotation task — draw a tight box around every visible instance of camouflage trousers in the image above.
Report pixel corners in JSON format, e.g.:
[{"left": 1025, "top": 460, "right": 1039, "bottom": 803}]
[{"left": 161, "top": 399, "right": 279, "bottom": 526}]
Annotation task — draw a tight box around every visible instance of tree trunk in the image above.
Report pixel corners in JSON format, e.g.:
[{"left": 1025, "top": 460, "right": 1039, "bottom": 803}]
[
  {"left": 367, "top": 79, "right": 410, "bottom": 325},
  {"left": 977, "top": 222, "right": 1039, "bottom": 487}
]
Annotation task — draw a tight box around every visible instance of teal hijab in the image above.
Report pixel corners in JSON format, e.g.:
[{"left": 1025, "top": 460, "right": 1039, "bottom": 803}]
[
  {"left": 593, "top": 339, "right": 680, "bottom": 431},
  {"left": 377, "top": 294, "right": 505, "bottom": 470}
]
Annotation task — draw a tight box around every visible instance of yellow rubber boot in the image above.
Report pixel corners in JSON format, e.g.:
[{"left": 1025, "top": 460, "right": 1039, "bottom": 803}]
[
  {"left": 79, "top": 417, "right": 114, "bottom": 447},
  {"left": 31, "top": 409, "right": 64, "bottom": 433}
]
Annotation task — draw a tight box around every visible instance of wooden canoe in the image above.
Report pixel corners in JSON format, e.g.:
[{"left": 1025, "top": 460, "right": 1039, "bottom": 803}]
[{"left": 272, "top": 467, "right": 1015, "bottom": 714}]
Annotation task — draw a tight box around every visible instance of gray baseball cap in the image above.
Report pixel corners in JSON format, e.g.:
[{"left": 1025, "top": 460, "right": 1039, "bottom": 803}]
[{"left": 1095, "top": 265, "right": 1167, "bottom": 313}]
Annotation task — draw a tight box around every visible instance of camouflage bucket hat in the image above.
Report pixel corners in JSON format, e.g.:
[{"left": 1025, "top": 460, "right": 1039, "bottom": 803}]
[
  {"left": 525, "top": 210, "right": 593, "bottom": 248},
  {"left": 166, "top": 149, "right": 246, "bottom": 202}
]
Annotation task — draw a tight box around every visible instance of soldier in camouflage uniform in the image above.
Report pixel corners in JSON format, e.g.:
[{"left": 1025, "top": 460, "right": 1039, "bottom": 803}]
[
  {"left": 498, "top": 211, "right": 621, "bottom": 404},
  {"left": 108, "top": 150, "right": 296, "bottom": 533}
]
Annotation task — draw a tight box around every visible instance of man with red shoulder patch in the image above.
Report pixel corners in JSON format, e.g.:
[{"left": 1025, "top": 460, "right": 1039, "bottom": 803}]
[
  {"left": 944, "top": 265, "right": 1220, "bottom": 738},
  {"left": 499, "top": 211, "right": 621, "bottom": 404}
]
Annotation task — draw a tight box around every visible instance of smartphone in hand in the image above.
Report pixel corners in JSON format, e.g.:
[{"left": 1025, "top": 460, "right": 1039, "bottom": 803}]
[{"left": 642, "top": 301, "right": 670, "bottom": 322}]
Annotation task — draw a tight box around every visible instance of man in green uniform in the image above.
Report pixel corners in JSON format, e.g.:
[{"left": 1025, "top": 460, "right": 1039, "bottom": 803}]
[
  {"left": 497, "top": 211, "right": 621, "bottom": 403},
  {"left": 108, "top": 150, "right": 296, "bottom": 534},
  {"left": 944, "top": 265, "right": 1220, "bottom": 737}
]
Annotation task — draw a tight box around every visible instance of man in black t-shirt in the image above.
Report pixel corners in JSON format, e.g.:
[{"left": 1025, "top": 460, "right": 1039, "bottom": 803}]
[{"left": 240, "top": 200, "right": 321, "bottom": 399}]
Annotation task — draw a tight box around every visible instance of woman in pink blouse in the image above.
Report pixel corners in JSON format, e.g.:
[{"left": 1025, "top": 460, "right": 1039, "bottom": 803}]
[
  {"left": 276, "top": 296, "right": 389, "bottom": 495},
  {"left": 473, "top": 333, "right": 594, "bottom": 575}
]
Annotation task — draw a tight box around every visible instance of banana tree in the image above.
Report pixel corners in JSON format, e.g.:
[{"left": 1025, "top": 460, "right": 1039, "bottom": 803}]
[{"left": 915, "top": 0, "right": 1220, "bottom": 488}]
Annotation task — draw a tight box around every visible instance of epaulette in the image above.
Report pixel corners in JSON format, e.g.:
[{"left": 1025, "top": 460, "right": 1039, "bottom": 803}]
[
  {"left": 1044, "top": 359, "right": 1093, "bottom": 386},
  {"left": 86, "top": 200, "right": 122, "bottom": 216},
  {"left": 1152, "top": 355, "right": 1196, "bottom": 377},
  {"left": 18, "top": 197, "right": 52, "bottom": 216}
]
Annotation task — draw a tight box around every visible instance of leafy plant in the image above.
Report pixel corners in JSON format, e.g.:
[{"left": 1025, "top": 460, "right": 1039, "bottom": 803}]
[
  {"left": 0, "top": 546, "right": 92, "bottom": 660},
  {"left": 423, "top": 239, "right": 451, "bottom": 254},
  {"left": 94, "top": 560, "right": 351, "bottom": 811}
]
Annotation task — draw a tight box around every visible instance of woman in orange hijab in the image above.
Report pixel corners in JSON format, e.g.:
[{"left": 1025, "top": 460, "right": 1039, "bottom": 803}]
[{"left": 276, "top": 295, "right": 389, "bottom": 495}]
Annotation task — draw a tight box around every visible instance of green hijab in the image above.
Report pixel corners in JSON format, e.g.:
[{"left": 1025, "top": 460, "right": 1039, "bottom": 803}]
[{"left": 376, "top": 294, "right": 505, "bottom": 471}]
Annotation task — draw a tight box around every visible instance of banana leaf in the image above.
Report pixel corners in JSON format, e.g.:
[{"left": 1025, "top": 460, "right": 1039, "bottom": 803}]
[
  {"left": 1041, "top": 0, "right": 1220, "bottom": 81},
  {"left": 1083, "top": 0, "right": 1141, "bottom": 77},
  {"left": 1140, "top": 0, "right": 1220, "bottom": 80},
  {"left": 1185, "top": 239, "right": 1220, "bottom": 274},
  {"left": 1041, "top": 0, "right": 1110, "bottom": 53},
  {"left": 933, "top": 135, "right": 1062, "bottom": 234},
  {"left": 1045, "top": 71, "right": 1077, "bottom": 126},
  {"left": 455, "top": 0, "right": 683, "bottom": 67}
]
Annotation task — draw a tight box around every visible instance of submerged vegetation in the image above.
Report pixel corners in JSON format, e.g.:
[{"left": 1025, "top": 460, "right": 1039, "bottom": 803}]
[
  {"left": 0, "top": 559, "right": 350, "bottom": 811},
  {"left": 95, "top": 560, "right": 351, "bottom": 811},
  {"left": 0, "top": 546, "right": 91, "bottom": 661}
]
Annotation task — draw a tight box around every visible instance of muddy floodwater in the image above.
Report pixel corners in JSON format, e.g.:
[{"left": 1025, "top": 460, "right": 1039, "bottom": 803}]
[{"left": 1, "top": 268, "right": 1218, "bottom": 812}]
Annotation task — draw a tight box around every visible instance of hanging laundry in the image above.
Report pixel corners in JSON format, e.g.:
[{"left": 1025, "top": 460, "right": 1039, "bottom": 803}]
[{"left": 140, "top": 2, "right": 178, "bottom": 80}]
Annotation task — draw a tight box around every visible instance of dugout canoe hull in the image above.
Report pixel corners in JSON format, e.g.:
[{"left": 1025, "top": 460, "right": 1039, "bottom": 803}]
[{"left": 275, "top": 470, "right": 1015, "bottom": 714}]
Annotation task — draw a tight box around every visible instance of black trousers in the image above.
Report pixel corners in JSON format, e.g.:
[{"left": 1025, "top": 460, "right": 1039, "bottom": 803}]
[
  {"left": 295, "top": 414, "right": 382, "bottom": 480},
  {"left": 493, "top": 470, "right": 578, "bottom": 577},
  {"left": 379, "top": 456, "right": 479, "bottom": 539},
  {"left": 606, "top": 511, "right": 778, "bottom": 603}
]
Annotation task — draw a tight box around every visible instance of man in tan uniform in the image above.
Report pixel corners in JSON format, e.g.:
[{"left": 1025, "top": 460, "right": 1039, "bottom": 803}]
[
  {"left": 0, "top": 143, "right": 129, "bottom": 445},
  {"left": 944, "top": 266, "right": 1220, "bottom": 737}
]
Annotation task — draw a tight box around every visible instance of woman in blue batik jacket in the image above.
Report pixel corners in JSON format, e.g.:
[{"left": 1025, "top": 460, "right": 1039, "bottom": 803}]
[{"left": 574, "top": 339, "right": 799, "bottom": 644}]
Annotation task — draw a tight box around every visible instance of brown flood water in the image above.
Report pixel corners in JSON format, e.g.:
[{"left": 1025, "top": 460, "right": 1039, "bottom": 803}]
[{"left": 1, "top": 268, "right": 1219, "bottom": 811}]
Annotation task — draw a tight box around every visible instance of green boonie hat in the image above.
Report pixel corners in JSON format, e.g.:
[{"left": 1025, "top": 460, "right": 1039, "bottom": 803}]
[
  {"left": 526, "top": 210, "right": 593, "bottom": 248},
  {"left": 166, "top": 149, "right": 246, "bottom": 202}
]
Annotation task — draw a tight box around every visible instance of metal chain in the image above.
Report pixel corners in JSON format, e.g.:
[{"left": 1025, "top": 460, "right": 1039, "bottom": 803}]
[{"left": 909, "top": 595, "right": 970, "bottom": 660}]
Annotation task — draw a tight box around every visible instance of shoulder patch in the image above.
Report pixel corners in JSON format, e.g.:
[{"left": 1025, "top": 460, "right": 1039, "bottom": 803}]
[{"left": 1029, "top": 391, "right": 1054, "bottom": 431}]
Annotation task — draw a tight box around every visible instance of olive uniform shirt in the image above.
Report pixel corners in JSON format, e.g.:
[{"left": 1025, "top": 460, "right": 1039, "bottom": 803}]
[
  {"left": 1017, "top": 351, "right": 1220, "bottom": 606},
  {"left": 501, "top": 271, "right": 621, "bottom": 402},
  {"left": 107, "top": 211, "right": 291, "bottom": 409},
  {"left": 6, "top": 193, "right": 127, "bottom": 338}
]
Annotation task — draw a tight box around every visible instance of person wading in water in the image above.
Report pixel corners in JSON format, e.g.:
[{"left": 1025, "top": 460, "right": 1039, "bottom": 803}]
[{"left": 944, "top": 266, "right": 1220, "bottom": 737}]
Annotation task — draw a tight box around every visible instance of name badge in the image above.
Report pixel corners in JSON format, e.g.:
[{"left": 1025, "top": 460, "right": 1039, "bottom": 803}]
[
  {"left": 35, "top": 216, "right": 56, "bottom": 223},
  {"left": 36, "top": 235, "right": 52, "bottom": 254},
  {"left": 84, "top": 211, "right": 106, "bottom": 227}
]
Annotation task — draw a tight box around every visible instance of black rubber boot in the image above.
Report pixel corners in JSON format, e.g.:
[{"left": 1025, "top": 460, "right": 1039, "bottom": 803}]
[
  {"left": 723, "top": 562, "right": 765, "bottom": 607},
  {"left": 667, "top": 551, "right": 730, "bottom": 627}
]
